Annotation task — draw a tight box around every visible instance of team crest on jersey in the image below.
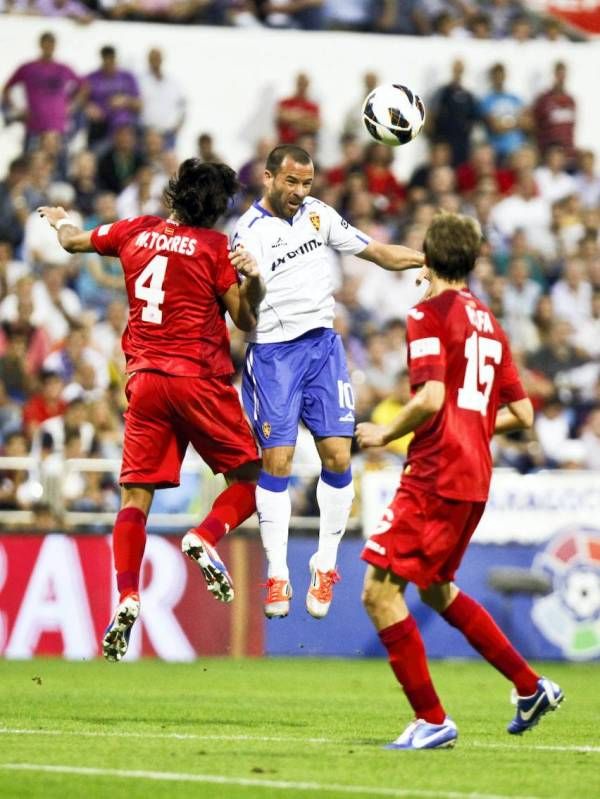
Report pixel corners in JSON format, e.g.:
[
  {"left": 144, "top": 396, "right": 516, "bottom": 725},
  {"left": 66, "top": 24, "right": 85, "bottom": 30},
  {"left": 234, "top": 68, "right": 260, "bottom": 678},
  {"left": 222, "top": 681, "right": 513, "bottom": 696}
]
[
  {"left": 262, "top": 422, "right": 272, "bottom": 439},
  {"left": 309, "top": 212, "right": 321, "bottom": 232}
]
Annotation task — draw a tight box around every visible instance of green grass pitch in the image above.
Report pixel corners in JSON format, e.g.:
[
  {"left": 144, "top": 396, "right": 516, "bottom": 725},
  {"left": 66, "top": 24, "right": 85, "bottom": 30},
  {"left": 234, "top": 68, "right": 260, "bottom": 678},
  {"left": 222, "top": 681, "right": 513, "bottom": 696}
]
[{"left": 0, "top": 657, "right": 598, "bottom": 799}]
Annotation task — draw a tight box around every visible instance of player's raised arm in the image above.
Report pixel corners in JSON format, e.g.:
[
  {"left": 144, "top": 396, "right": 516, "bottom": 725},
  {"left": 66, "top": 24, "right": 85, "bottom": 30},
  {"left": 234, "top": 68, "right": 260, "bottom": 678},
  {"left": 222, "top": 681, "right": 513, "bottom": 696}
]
[
  {"left": 494, "top": 397, "right": 534, "bottom": 434},
  {"left": 357, "top": 380, "right": 445, "bottom": 448},
  {"left": 356, "top": 239, "right": 425, "bottom": 272},
  {"left": 38, "top": 205, "right": 95, "bottom": 253},
  {"left": 223, "top": 248, "right": 266, "bottom": 332}
]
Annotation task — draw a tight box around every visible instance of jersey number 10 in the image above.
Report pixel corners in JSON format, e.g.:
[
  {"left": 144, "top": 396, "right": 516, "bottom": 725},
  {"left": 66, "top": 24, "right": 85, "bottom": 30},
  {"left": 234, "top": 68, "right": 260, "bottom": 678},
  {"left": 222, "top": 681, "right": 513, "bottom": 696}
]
[
  {"left": 457, "top": 332, "right": 502, "bottom": 416},
  {"left": 134, "top": 255, "right": 167, "bottom": 324}
]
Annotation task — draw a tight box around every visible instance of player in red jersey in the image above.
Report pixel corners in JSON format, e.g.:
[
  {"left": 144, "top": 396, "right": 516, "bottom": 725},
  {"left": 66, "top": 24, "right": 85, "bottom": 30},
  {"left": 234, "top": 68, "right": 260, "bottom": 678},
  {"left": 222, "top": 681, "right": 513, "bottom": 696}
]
[
  {"left": 39, "top": 159, "right": 265, "bottom": 662},
  {"left": 357, "top": 213, "right": 563, "bottom": 749}
]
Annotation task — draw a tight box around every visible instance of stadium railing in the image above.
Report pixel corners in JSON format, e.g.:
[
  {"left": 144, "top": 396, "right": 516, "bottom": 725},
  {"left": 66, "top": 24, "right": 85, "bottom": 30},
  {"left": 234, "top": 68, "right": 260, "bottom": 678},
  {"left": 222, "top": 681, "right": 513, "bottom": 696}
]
[{"left": 0, "top": 456, "right": 362, "bottom": 532}]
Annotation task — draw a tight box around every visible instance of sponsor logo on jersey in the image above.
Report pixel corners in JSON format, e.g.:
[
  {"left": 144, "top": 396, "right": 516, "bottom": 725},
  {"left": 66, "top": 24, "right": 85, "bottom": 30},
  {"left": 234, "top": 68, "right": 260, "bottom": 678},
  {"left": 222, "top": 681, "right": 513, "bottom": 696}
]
[
  {"left": 271, "top": 237, "right": 287, "bottom": 249},
  {"left": 262, "top": 421, "right": 271, "bottom": 439},
  {"left": 271, "top": 238, "right": 323, "bottom": 271},
  {"left": 338, "top": 411, "right": 355, "bottom": 422},
  {"left": 410, "top": 337, "right": 441, "bottom": 358},
  {"left": 309, "top": 212, "right": 321, "bottom": 231}
]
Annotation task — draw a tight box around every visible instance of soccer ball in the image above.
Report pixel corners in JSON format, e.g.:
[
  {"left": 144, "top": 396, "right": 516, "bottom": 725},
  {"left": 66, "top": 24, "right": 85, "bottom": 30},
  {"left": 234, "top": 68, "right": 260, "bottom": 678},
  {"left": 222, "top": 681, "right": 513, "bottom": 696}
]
[{"left": 362, "top": 84, "right": 425, "bottom": 146}]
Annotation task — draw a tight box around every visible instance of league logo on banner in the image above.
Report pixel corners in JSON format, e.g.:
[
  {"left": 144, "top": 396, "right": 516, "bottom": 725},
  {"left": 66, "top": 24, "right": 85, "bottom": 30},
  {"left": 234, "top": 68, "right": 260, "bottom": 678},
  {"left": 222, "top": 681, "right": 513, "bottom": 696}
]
[{"left": 531, "top": 527, "right": 600, "bottom": 660}]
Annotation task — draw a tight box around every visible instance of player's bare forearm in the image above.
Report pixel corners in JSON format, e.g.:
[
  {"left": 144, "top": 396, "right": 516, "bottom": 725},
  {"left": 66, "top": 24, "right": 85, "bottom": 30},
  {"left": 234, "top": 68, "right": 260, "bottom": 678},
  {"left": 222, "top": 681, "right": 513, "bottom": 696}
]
[
  {"left": 37, "top": 206, "right": 95, "bottom": 253},
  {"left": 494, "top": 398, "right": 534, "bottom": 434},
  {"left": 357, "top": 241, "right": 425, "bottom": 272},
  {"left": 239, "top": 274, "right": 266, "bottom": 327},
  {"left": 357, "top": 381, "right": 445, "bottom": 448}
]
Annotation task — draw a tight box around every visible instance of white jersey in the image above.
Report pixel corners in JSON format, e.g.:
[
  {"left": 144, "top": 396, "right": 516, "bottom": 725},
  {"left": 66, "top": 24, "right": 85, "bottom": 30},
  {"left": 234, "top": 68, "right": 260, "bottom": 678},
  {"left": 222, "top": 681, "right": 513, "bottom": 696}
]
[{"left": 232, "top": 197, "right": 370, "bottom": 343}]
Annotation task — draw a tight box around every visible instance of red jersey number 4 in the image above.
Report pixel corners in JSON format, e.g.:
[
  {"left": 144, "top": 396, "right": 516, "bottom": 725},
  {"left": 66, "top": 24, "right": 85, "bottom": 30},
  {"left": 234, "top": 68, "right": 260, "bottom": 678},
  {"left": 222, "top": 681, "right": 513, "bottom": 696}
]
[{"left": 135, "top": 254, "right": 168, "bottom": 324}]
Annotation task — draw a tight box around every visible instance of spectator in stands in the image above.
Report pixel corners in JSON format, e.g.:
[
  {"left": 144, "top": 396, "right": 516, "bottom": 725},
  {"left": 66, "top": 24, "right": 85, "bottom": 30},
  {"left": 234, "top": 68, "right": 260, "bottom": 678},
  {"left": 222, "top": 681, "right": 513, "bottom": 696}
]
[
  {"left": 409, "top": 141, "right": 452, "bottom": 194},
  {"left": 532, "top": 62, "right": 576, "bottom": 162},
  {"left": 21, "top": 369, "right": 66, "bottom": 439},
  {"left": 97, "top": 124, "right": 145, "bottom": 195},
  {"left": 574, "top": 150, "right": 600, "bottom": 210},
  {"left": 43, "top": 324, "right": 110, "bottom": 391},
  {"left": 275, "top": 72, "right": 320, "bottom": 144},
  {"left": 551, "top": 257, "right": 592, "bottom": 326},
  {"left": 456, "top": 142, "right": 514, "bottom": 197},
  {"left": 258, "top": 0, "right": 324, "bottom": 29},
  {"left": 580, "top": 407, "right": 600, "bottom": 470},
  {"left": 35, "top": 395, "right": 99, "bottom": 458},
  {"left": 486, "top": 0, "right": 519, "bottom": 38},
  {"left": 467, "top": 10, "right": 492, "bottom": 38},
  {"left": 1, "top": 297, "right": 51, "bottom": 377},
  {"left": 509, "top": 13, "right": 534, "bottom": 41},
  {"left": 480, "top": 63, "right": 531, "bottom": 161},
  {"left": 323, "top": 0, "right": 376, "bottom": 31},
  {"left": 23, "top": 181, "right": 82, "bottom": 268},
  {"left": 34, "top": 0, "right": 94, "bottom": 21},
  {"left": 573, "top": 289, "right": 600, "bottom": 360},
  {"left": 0, "top": 240, "right": 29, "bottom": 298},
  {"left": 503, "top": 257, "right": 542, "bottom": 320},
  {"left": 342, "top": 71, "right": 378, "bottom": 144},
  {"left": 84, "top": 45, "right": 141, "bottom": 152},
  {"left": 197, "top": 132, "right": 222, "bottom": 163},
  {"left": 527, "top": 319, "right": 588, "bottom": 396},
  {"left": 116, "top": 163, "right": 165, "bottom": 219},
  {"left": 0, "top": 158, "right": 31, "bottom": 250},
  {"left": 32, "top": 265, "right": 82, "bottom": 344},
  {"left": 489, "top": 168, "right": 552, "bottom": 255},
  {"left": 0, "top": 379, "right": 21, "bottom": 445},
  {"left": 427, "top": 59, "right": 479, "bottom": 167},
  {"left": 1, "top": 31, "right": 84, "bottom": 147},
  {"left": 69, "top": 150, "right": 99, "bottom": 218},
  {"left": 363, "top": 142, "right": 405, "bottom": 213},
  {"left": 0, "top": 331, "right": 31, "bottom": 400},
  {"left": 0, "top": 430, "right": 31, "bottom": 510},
  {"left": 534, "top": 145, "right": 577, "bottom": 205},
  {"left": 139, "top": 48, "right": 186, "bottom": 149}
]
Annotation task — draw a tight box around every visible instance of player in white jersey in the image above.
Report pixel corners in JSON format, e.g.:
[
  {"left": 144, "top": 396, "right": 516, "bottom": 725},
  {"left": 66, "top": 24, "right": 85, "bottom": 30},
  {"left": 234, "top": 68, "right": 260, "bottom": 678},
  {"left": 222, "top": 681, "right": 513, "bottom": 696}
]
[{"left": 232, "top": 144, "right": 424, "bottom": 619}]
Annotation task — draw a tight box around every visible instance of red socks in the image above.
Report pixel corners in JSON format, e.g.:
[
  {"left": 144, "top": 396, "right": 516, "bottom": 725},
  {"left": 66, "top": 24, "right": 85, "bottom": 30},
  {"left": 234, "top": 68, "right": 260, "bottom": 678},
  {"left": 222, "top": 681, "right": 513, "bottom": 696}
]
[
  {"left": 113, "top": 507, "right": 147, "bottom": 601},
  {"left": 442, "top": 591, "right": 539, "bottom": 696},
  {"left": 192, "top": 481, "right": 256, "bottom": 546},
  {"left": 378, "top": 616, "right": 446, "bottom": 724}
]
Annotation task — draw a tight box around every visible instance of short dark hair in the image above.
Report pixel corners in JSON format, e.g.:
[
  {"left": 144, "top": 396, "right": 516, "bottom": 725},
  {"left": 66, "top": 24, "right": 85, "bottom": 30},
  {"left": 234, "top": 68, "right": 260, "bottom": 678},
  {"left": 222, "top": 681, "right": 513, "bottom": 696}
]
[
  {"left": 100, "top": 45, "right": 116, "bottom": 59},
  {"left": 40, "top": 32, "right": 55, "bottom": 45},
  {"left": 265, "top": 145, "right": 312, "bottom": 175},
  {"left": 424, "top": 213, "right": 481, "bottom": 282},
  {"left": 164, "top": 159, "right": 239, "bottom": 228}
]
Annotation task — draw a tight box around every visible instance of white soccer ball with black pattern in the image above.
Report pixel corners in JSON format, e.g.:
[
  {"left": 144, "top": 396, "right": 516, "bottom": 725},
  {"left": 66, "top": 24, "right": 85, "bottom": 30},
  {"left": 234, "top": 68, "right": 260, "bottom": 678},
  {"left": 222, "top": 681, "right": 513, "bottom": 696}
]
[{"left": 362, "top": 84, "right": 425, "bottom": 146}]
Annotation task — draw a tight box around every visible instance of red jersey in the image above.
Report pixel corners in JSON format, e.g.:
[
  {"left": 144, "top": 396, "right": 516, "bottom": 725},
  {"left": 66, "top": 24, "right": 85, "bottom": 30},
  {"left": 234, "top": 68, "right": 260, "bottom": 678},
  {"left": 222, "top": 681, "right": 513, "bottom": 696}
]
[
  {"left": 91, "top": 216, "right": 238, "bottom": 377},
  {"left": 533, "top": 89, "right": 576, "bottom": 156},
  {"left": 276, "top": 96, "right": 320, "bottom": 144},
  {"left": 402, "top": 288, "right": 526, "bottom": 502}
]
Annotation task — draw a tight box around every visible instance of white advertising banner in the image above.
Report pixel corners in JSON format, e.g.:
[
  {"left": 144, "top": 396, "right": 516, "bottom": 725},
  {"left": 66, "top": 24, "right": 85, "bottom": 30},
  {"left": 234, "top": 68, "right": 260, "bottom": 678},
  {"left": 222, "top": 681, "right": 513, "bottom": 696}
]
[{"left": 361, "top": 469, "right": 600, "bottom": 544}]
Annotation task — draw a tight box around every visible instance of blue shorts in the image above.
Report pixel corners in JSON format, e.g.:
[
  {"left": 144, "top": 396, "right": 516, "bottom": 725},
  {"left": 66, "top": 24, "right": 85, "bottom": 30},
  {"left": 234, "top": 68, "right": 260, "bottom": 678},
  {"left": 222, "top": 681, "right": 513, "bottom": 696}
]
[{"left": 243, "top": 328, "right": 355, "bottom": 449}]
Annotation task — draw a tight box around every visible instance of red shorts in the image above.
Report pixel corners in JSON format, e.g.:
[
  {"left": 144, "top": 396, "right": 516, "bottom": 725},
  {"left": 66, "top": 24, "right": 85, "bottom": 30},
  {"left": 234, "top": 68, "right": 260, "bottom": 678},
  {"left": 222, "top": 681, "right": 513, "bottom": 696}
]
[
  {"left": 361, "top": 485, "right": 485, "bottom": 589},
  {"left": 121, "top": 371, "right": 259, "bottom": 487}
]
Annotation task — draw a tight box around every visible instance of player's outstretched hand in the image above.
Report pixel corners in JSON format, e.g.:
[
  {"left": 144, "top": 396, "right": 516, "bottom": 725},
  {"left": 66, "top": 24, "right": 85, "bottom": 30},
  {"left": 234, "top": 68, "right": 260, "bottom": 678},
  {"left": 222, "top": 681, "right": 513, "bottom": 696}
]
[
  {"left": 37, "top": 206, "right": 68, "bottom": 229},
  {"left": 356, "top": 422, "right": 388, "bottom": 449},
  {"left": 229, "top": 247, "right": 260, "bottom": 279}
]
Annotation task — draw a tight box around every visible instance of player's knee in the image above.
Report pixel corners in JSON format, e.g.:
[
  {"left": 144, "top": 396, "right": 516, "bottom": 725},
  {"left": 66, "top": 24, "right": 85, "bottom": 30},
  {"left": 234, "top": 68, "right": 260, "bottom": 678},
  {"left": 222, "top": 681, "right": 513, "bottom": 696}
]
[
  {"left": 362, "top": 581, "right": 386, "bottom": 619},
  {"left": 419, "top": 584, "right": 454, "bottom": 613},
  {"left": 262, "top": 449, "right": 294, "bottom": 476},
  {"left": 225, "top": 460, "right": 261, "bottom": 484},
  {"left": 320, "top": 451, "right": 351, "bottom": 473}
]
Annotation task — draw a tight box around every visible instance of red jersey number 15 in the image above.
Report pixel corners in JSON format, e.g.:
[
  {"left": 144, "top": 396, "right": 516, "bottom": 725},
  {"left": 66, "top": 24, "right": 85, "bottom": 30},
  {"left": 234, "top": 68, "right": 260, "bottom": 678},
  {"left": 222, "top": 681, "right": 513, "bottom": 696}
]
[{"left": 457, "top": 332, "right": 502, "bottom": 416}]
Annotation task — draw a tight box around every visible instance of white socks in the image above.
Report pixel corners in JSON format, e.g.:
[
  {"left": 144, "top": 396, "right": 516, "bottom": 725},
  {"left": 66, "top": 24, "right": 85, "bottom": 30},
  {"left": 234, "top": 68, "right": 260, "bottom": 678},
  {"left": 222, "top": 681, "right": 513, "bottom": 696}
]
[
  {"left": 256, "top": 482, "right": 291, "bottom": 579},
  {"left": 314, "top": 472, "right": 354, "bottom": 572}
]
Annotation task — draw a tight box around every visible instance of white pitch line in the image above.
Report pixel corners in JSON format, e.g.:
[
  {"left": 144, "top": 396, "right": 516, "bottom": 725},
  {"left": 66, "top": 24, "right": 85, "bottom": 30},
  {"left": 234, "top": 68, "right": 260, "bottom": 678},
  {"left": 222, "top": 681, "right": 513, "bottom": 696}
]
[
  {"left": 0, "top": 727, "right": 599, "bottom": 755},
  {"left": 0, "top": 763, "right": 542, "bottom": 799}
]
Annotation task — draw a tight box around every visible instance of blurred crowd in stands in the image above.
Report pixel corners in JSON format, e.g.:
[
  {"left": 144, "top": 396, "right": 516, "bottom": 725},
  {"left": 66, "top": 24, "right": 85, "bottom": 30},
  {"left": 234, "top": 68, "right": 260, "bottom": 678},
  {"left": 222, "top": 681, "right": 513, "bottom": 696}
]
[
  {"left": 0, "top": 0, "right": 588, "bottom": 41},
  {"left": 1, "top": 25, "right": 600, "bottom": 526}
]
